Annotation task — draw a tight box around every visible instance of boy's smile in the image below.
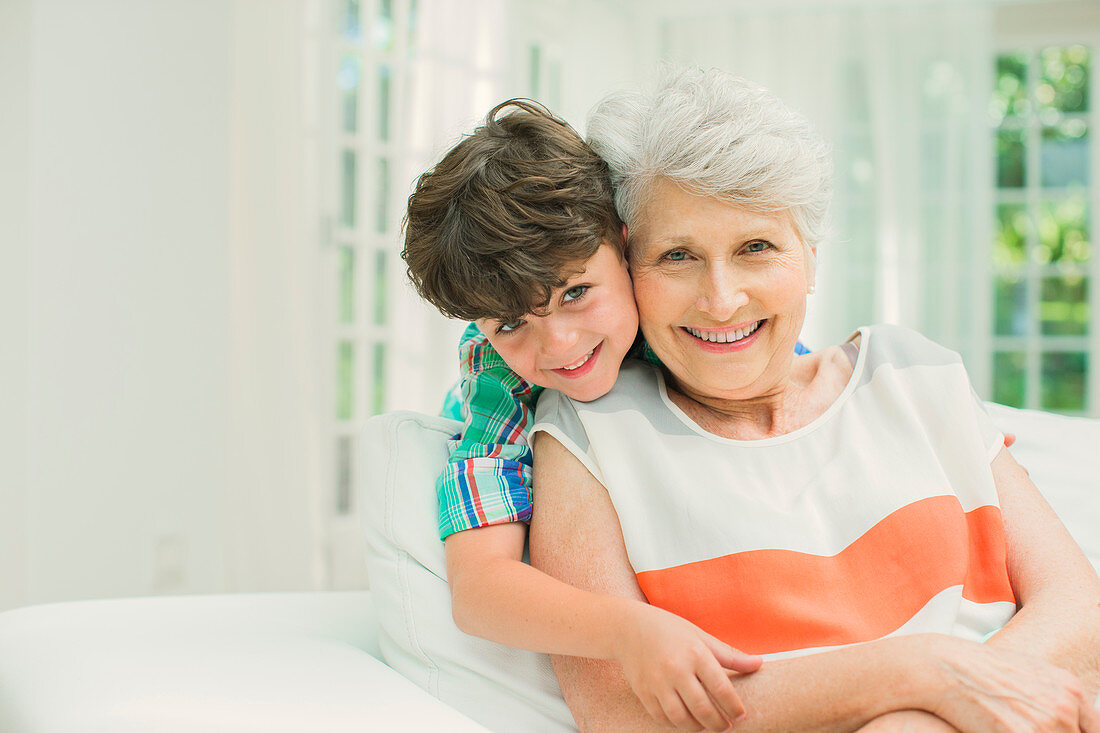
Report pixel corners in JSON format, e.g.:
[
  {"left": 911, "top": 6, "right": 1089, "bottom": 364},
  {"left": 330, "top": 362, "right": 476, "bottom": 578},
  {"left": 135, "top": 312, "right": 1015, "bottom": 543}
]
[
  {"left": 551, "top": 342, "right": 602, "bottom": 378},
  {"left": 477, "top": 243, "right": 639, "bottom": 402}
]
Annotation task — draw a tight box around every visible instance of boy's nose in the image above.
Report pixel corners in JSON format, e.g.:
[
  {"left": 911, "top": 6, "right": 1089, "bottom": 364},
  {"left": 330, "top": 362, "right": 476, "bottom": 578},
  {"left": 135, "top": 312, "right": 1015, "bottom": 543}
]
[{"left": 538, "top": 320, "right": 579, "bottom": 356}]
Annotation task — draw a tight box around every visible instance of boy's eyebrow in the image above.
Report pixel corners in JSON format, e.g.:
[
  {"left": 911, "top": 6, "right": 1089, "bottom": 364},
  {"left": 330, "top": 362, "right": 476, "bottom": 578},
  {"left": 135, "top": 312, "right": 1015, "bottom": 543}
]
[{"left": 488, "top": 264, "right": 594, "bottom": 322}]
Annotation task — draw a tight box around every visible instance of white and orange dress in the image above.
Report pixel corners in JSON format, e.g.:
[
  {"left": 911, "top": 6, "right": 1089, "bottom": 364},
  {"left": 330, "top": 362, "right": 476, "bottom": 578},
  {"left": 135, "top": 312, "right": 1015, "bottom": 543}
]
[{"left": 531, "top": 324, "right": 1017, "bottom": 659}]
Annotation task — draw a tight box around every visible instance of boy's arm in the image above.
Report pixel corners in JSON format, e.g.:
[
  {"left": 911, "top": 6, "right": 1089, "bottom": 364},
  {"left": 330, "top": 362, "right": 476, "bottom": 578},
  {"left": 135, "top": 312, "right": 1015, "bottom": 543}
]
[
  {"left": 445, "top": 524, "right": 760, "bottom": 732},
  {"left": 441, "top": 334, "right": 760, "bottom": 731}
]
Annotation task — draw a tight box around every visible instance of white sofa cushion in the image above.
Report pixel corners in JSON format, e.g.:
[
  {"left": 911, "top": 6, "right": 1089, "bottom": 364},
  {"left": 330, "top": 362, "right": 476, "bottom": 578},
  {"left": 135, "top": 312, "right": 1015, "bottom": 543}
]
[
  {"left": 362, "top": 411, "right": 576, "bottom": 733},
  {"left": 362, "top": 405, "right": 1100, "bottom": 732}
]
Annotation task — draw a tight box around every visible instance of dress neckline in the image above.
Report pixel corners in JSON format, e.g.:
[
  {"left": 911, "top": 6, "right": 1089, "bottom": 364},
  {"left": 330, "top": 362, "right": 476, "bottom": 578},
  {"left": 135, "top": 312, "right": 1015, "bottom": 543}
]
[{"left": 655, "top": 326, "right": 869, "bottom": 447}]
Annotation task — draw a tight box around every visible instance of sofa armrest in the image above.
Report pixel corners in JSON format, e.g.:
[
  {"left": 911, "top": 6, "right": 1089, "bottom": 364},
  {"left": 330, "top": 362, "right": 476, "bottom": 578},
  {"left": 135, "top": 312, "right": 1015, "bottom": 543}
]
[{"left": 0, "top": 592, "right": 491, "bottom": 732}]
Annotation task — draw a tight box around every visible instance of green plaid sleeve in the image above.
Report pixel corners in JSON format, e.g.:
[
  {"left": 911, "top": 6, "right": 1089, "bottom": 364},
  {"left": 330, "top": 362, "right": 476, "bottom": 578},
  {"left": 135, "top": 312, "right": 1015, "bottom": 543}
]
[{"left": 436, "top": 324, "right": 543, "bottom": 540}]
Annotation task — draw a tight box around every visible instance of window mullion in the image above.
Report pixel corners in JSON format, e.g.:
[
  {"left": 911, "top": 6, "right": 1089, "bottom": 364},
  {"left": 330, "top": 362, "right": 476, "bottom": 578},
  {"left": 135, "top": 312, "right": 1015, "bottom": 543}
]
[
  {"left": 1090, "top": 42, "right": 1100, "bottom": 416},
  {"left": 1025, "top": 47, "right": 1043, "bottom": 410}
]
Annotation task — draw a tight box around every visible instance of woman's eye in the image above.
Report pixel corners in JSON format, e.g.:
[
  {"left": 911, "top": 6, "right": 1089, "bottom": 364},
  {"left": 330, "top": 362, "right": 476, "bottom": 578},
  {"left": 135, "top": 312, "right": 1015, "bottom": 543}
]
[
  {"left": 563, "top": 285, "right": 589, "bottom": 302},
  {"left": 496, "top": 319, "right": 526, "bottom": 334},
  {"left": 664, "top": 250, "right": 689, "bottom": 262},
  {"left": 745, "top": 240, "right": 772, "bottom": 253}
]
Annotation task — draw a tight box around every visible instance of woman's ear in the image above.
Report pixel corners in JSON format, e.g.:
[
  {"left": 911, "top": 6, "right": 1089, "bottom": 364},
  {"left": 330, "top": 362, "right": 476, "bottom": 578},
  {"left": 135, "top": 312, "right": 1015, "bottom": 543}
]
[
  {"left": 621, "top": 223, "right": 629, "bottom": 243},
  {"left": 806, "top": 244, "right": 818, "bottom": 294}
]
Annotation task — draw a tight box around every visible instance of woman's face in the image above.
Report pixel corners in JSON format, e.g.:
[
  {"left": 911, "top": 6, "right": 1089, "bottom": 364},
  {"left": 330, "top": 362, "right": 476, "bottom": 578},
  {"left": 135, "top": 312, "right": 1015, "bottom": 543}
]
[{"left": 630, "top": 179, "right": 815, "bottom": 404}]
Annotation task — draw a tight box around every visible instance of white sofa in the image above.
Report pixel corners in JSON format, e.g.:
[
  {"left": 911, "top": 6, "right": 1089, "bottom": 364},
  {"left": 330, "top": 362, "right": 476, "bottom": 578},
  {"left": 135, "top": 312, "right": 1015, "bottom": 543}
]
[
  {"left": 1, "top": 403, "right": 1098, "bottom": 732},
  {"left": 0, "top": 591, "right": 491, "bottom": 732}
]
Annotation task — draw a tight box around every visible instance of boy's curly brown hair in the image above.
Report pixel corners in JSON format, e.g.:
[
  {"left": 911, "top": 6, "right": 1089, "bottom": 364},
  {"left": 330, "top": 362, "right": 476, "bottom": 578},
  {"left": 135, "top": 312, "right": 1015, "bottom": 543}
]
[{"left": 402, "top": 99, "right": 623, "bottom": 325}]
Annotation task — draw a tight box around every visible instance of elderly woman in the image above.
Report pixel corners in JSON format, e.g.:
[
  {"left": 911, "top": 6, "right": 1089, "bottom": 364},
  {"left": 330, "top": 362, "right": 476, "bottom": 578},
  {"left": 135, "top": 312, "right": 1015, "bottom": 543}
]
[{"left": 529, "top": 69, "right": 1100, "bottom": 732}]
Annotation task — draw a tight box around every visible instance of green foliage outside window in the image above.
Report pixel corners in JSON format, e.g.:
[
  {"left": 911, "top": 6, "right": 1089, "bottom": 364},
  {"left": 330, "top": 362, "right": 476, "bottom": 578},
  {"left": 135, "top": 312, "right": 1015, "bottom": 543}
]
[{"left": 991, "top": 46, "right": 1092, "bottom": 413}]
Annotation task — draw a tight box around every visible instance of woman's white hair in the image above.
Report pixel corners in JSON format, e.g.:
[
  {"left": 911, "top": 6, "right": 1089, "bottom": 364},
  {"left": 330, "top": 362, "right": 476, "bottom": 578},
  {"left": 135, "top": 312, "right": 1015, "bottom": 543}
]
[{"left": 586, "top": 67, "right": 833, "bottom": 247}]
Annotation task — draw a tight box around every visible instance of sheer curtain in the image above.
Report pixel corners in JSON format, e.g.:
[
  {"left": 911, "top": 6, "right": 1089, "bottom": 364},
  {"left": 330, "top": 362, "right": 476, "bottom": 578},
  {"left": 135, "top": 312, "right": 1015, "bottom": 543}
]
[{"left": 661, "top": 3, "right": 995, "bottom": 368}]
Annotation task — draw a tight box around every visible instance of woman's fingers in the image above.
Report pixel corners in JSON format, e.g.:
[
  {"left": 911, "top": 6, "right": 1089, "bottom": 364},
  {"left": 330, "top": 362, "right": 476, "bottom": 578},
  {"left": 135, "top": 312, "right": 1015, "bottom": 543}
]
[{"left": 933, "top": 643, "right": 1091, "bottom": 733}]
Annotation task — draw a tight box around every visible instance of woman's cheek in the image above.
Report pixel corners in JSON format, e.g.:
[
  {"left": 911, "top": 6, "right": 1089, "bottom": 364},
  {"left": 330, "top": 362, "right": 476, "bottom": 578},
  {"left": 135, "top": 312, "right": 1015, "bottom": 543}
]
[{"left": 631, "top": 276, "right": 661, "bottom": 318}]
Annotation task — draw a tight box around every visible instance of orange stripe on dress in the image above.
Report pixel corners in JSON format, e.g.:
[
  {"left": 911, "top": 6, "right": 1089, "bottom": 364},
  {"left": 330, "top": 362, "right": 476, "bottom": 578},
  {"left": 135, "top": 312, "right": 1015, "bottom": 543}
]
[{"left": 635, "top": 495, "right": 1015, "bottom": 655}]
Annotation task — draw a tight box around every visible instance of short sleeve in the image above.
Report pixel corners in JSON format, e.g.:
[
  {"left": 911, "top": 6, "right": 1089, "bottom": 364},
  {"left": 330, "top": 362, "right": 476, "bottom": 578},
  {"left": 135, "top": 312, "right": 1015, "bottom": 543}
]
[
  {"left": 531, "top": 389, "right": 605, "bottom": 486},
  {"left": 435, "top": 327, "right": 540, "bottom": 540}
]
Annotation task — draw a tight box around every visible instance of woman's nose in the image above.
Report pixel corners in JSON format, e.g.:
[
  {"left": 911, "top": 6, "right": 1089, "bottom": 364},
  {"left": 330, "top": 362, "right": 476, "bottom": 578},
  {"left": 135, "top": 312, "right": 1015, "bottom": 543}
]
[{"left": 696, "top": 266, "right": 748, "bottom": 320}]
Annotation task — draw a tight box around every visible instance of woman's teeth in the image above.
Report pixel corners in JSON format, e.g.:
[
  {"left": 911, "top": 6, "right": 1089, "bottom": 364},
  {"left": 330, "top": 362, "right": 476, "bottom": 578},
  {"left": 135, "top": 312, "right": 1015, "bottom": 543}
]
[
  {"left": 560, "top": 349, "right": 595, "bottom": 370},
  {"left": 685, "top": 321, "right": 761, "bottom": 343}
]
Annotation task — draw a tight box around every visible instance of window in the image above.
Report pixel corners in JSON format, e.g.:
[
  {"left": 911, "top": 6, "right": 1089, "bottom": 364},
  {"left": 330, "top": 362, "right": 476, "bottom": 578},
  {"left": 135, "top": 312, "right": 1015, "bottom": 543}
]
[
  {"left": 991, "top": 44, "right": 1096, "bottom": 415},
  {"left": 319, "top": 0, "right": 418, "bottom": 588}
]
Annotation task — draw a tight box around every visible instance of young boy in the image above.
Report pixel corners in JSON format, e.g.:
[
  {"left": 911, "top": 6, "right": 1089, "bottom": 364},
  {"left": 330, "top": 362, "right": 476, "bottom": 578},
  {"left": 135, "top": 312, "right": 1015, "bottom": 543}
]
[{"left": 402, "top": 100, "right": 761, "bottom": 732}]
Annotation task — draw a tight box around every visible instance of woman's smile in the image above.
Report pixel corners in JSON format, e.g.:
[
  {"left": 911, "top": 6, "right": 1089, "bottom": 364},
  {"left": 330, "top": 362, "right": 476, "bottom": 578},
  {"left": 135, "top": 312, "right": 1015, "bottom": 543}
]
[{"left": 680, "top": 319, "right": 766, "bottom": 352}]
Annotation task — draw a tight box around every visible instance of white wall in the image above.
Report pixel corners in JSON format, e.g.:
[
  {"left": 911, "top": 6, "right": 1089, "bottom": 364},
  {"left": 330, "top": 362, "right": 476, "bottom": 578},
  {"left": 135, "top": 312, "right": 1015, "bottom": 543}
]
[
  {"left": 3, "top": 0, "right": 326, "bottom": 613},
  {"left": 0, "top": 0, "right": 328, "bottom": 612},
  {"left": 18, "top": 0, "right": 234, "bottom": 607},
  {"left": 0, "top": 0, "right": 33, "bottom": 612}
]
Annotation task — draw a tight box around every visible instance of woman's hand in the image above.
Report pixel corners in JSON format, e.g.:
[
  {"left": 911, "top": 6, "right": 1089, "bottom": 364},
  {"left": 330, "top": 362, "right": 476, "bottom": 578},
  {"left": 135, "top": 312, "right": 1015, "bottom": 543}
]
[
  {"left": 925, "top": 640, "right": 1100, "bottom": 733},
  {"left": 614, "top": 602, "right": 762, "bottom": 731}
]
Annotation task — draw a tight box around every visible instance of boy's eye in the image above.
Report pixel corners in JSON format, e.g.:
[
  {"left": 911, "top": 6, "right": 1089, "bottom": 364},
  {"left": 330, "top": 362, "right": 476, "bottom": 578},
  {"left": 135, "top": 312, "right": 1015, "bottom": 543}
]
[
  {"left": 496, "top": 319, "right": 526, "bottom": 334},
  {"left": 562, "top": 285, "right": 589, "bottom": 303},
  {"left": 745, "top": 240, "right": 772, "bottom": 253}
]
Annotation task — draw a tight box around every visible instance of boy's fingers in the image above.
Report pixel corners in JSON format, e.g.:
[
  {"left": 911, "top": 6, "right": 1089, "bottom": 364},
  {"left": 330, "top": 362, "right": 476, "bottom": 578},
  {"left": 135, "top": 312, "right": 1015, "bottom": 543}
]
[
  {"left": 659, "top": 690, "right": 705, "bottom": 732},
  {"left": 680, "top": 679, "right": 732, "bottom": 731},
  {"left": 1079, "top": 700, "right": 1100, "bottom": 733},
  {"left": 639, "top": 694, "right": 671, "bottom": 728},
  {"left": 704, "top": 635, "right": 762, "bottom": 674},
  {"left": 697, "top": 660, "right": 746, "bottom": 723}
]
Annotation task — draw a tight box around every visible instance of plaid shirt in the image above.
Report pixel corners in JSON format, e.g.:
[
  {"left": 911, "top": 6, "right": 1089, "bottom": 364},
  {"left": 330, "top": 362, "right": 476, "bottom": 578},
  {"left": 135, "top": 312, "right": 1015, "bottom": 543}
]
[
  {"left": 436, "top": 322, "right": 809, "bottom": 539},
  {"left": 437, "top": 323, "right": 542, "bottom": 539}
]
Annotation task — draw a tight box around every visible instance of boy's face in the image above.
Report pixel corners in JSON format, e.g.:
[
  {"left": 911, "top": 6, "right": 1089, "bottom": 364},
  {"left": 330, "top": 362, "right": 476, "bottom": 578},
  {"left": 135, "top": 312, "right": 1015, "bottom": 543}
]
[{"left": 477, "top": 243, "right": 639, "bottom": 402}]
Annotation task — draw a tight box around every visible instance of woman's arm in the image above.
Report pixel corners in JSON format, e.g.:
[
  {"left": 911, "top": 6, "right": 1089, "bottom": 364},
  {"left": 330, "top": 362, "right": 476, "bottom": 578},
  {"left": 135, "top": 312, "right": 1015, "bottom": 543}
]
[
  {"left": 530, "top": 432, "right": 1099, "bottom": 732},
  {"left": 983, "top": 446, "right": 1100, "bottom": 693}
]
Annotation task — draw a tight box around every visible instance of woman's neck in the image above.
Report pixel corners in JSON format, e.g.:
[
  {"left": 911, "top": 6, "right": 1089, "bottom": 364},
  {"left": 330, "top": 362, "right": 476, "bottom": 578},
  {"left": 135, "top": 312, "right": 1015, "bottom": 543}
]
[
  {"left": 670, "top": 376, "right": 804, "bottom": 440},
  {"left": 666, "top": 342, "right": 857, "bottom": 441}
]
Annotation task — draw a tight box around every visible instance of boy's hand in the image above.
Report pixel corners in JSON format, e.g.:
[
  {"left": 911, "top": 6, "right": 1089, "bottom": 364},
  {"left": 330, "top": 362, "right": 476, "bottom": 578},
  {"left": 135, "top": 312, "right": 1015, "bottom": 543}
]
[{"left": 615, "top": 602, "right": 762, "bottom": 731}]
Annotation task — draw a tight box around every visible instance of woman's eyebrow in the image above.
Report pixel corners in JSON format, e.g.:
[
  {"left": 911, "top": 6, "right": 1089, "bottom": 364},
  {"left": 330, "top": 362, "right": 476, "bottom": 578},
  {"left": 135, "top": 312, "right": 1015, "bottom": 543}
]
[
  {"left": 650, "top": 234, "right": 694, "bottom": 247},
  {"left": 651, "top": 229, "right": 782, "bottom": 248}
]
